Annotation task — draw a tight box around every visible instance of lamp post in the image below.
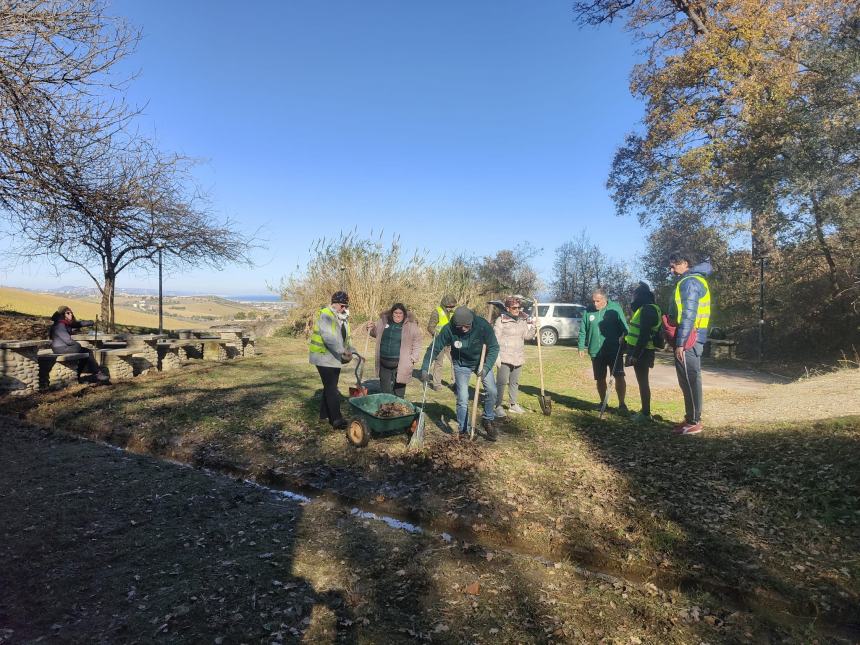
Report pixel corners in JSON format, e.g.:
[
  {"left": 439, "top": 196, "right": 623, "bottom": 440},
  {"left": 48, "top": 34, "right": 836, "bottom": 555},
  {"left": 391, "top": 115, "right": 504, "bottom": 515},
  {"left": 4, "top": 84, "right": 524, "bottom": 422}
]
[{"left": 157, "top": 242, "right": 164, "bottom": 335}]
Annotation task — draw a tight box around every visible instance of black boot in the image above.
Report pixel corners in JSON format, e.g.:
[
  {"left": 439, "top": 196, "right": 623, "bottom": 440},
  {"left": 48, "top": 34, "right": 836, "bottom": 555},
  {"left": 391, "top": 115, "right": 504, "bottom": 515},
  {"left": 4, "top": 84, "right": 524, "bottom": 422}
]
[{"left": 482, "top": 418, "right": 497, "bottom": 442}]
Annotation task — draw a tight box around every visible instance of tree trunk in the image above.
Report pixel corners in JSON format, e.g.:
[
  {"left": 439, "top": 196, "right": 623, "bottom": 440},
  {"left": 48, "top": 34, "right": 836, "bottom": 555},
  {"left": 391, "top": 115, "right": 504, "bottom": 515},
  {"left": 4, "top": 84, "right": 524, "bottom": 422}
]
[
  {"left": 101, "top": 273, "right": 116, "bottom": 331},
  {"left": 811, "top": 197, "right": 842, "bottom": 298}
]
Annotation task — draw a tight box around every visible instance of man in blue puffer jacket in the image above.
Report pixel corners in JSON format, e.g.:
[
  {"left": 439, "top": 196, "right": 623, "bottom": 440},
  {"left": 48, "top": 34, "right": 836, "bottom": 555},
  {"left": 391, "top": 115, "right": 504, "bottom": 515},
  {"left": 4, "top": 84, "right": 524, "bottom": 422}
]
[{"left": 667, "top": 250, "right": 712, "bottom": 435}]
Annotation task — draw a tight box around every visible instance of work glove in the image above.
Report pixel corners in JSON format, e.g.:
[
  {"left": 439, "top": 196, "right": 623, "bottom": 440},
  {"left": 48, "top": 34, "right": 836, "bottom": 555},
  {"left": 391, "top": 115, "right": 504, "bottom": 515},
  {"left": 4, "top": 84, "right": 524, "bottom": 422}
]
[{"left": 340, "top": 351, "right": 353, "bottom": 364}]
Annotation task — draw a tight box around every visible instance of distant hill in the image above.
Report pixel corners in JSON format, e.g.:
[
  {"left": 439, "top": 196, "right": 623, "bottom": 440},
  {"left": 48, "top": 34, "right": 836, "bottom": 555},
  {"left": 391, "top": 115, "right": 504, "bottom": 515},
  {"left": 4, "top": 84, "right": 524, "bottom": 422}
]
[{"left": 0, "top": 287, "right": 189, "bottom": 329}]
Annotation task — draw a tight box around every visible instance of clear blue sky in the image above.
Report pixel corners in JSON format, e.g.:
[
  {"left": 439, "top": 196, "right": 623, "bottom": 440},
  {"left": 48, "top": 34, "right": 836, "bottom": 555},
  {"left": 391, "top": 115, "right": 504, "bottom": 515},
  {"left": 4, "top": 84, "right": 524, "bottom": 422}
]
[{"left": 3, "top": 0, "right": 646, "bottom": 296}]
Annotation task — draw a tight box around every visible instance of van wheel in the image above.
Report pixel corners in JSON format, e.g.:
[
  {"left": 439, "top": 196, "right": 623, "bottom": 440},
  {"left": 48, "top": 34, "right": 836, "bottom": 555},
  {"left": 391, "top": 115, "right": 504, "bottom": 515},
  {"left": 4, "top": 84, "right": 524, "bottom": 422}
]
[{"left": 540, "top": 328, "right": 558, "bottom": 346}]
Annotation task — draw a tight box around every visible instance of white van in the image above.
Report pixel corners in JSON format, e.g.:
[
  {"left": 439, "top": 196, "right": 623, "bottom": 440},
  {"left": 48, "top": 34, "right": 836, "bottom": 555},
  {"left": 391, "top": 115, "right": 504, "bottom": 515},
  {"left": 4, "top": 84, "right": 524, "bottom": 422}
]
[{"left": 530, "top": 302, "right": 587, "bottom": 346}]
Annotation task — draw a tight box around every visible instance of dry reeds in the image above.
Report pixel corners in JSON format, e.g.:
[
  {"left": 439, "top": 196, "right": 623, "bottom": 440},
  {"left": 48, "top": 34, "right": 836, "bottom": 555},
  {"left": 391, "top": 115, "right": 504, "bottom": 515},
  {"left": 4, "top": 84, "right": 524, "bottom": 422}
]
[{"left": 276, "top": 231, "right": 485, "bottom": 337}]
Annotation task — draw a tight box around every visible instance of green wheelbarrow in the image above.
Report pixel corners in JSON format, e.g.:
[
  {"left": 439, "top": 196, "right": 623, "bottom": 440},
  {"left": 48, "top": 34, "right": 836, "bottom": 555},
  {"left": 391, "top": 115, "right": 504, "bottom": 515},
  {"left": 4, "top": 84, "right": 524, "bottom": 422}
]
[{"left": 346, "top": 393, "right": 421, "bottom": 448}]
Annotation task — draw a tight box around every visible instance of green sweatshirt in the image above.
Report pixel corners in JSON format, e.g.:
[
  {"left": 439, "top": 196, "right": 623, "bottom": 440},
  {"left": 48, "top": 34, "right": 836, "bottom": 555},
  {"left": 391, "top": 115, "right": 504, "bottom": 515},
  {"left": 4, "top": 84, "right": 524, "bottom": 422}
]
[
  {"left": 577, "top": 300, "right": 629, "bottom": 358},
  {"left": 421, "top": 314, "right": 499, "bottom": 375}
]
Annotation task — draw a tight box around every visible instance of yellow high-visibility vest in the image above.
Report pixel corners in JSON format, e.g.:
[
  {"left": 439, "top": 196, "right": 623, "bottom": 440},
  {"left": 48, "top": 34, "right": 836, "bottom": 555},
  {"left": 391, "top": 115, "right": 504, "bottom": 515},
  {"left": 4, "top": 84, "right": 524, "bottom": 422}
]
[
  {"left": 435, "top": 305, "right": 450, "bottom": 332},
  {"left": 674, "top": 275, "right": 711, "bottom": 330},
  {"left": 309, "top": 307, "right": 350, "bottom": 354},
  {"left": 624, "top": 303, "right": 662, "bottom": 349}
]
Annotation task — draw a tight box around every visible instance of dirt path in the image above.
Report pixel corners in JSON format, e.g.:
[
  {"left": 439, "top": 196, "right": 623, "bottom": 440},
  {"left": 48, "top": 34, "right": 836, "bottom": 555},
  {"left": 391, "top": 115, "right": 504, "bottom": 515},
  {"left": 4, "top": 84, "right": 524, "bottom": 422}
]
[{"left": 585, "top": 356, "right": 860, "bottom": 425}]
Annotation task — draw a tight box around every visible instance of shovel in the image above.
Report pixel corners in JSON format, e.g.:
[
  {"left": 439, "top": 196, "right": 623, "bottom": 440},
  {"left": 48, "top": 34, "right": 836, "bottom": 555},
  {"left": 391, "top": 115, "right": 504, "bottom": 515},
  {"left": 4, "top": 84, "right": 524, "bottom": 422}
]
[
  {"left": 409, "top": 327, "right": 439, "bottom": 450},
  {"left": 348, "top": 351, "right": 368, "bottom": 398},
  {"left": 533, "top": 300, "right": 552, "bottom": 415},
  {"left": 469, "top": 344, "right": 487, "bottom": 440}
]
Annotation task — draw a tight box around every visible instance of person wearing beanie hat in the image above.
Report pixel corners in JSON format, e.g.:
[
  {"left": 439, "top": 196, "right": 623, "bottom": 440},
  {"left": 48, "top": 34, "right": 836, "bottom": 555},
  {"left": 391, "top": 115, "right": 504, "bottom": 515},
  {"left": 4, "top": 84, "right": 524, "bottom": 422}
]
[
  {"left": 48, "top": 306, "right": 109, "bottom": 383},
  {"left": 426, "top": 294, "right": 457, "bottom": 390},
  {"left": 623, "top": 282, "right": 662, "bottom": 423},
  {"left": 420, "top": 306, "right": 500, "bottom": 441},
  {"left": 308, "top": 291, "right": 357, "bottom": 430}
]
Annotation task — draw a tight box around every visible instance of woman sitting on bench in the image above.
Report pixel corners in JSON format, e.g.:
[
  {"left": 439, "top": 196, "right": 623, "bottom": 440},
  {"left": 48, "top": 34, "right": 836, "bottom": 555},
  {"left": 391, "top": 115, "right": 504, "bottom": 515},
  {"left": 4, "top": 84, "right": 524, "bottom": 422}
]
[{"left": 49, "top": 306, "right": 109, "bottom": 383}]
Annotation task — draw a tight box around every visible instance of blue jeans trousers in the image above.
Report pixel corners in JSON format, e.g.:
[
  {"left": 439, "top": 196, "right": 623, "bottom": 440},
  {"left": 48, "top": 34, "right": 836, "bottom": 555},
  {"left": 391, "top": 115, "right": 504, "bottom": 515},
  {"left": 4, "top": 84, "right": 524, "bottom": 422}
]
[{"left": 453, "top": 364, "right": 497, "bottom": 432}]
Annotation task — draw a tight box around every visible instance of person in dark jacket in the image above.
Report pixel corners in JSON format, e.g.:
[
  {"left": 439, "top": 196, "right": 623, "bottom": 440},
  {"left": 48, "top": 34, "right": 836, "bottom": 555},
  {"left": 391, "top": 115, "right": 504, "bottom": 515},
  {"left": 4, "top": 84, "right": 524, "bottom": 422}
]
[
  {"left": 667, "top": 250, "right": 712, "bottom": 435},
  {"left": 49, "top": 306, "right": 108, "bottom": 382},
  {"left": 624, "top": 282, "right": 661, "bottom": 423},
  {"left": 420, "top": 306, "right": 500, "bottom": 441}
]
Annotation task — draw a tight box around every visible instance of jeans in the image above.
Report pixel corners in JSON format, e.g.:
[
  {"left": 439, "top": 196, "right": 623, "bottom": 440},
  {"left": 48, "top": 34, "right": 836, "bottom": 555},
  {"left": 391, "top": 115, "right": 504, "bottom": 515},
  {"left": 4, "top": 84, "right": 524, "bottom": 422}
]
[
  {"left": 453, "top": 364, "right": 496, "bottom": 432},
  {"left": 496, "top": 363, "right": 522, "bottom": 405},
  {"left": 674, "top": 343, "right": 703, "bottom": 423}
]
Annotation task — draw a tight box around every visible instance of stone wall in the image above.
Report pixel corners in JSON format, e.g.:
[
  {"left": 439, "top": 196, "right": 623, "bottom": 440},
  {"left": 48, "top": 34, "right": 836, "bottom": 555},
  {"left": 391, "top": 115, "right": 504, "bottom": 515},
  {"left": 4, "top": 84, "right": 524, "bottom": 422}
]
[
  {"left": 39, "top": 354, "right": 85, "bottom": 390},
  {"left": 0, "top": 346, "right": 40, "bottom": 395},
  {"left": 101, "top": 351, "right": 135, "bottom": 381}
]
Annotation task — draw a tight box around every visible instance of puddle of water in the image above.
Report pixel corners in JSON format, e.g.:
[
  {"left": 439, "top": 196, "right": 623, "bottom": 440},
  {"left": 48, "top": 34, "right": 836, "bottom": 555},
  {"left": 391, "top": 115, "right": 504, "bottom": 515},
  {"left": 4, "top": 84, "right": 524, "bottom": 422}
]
[{"left": 350, "top": 507, "right": 423, "bottom": 534}]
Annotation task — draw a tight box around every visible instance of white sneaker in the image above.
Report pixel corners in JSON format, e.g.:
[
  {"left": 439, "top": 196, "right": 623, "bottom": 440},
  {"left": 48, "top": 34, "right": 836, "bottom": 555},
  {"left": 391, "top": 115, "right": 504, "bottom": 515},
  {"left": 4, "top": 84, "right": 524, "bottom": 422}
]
[
  {"left": 508, "top": 403, "right": 525, "bottom": 414},
  {"left": 494, "top": 405, "right": 506, "bottom": 418}
]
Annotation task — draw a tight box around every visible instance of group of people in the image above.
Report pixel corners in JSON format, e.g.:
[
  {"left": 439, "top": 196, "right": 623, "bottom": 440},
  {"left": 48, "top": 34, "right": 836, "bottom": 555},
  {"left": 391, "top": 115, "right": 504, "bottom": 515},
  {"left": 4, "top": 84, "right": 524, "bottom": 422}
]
[{"left": 308, "top": 247, "right": 712, "bottom": 438}]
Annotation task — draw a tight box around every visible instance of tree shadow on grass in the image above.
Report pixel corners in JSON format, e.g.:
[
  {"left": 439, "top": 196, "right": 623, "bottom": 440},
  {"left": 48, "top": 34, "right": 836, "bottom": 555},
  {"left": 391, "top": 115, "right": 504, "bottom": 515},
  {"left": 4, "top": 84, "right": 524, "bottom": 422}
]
[
  {"left": 567, "top": 413, "right": 860, "bottom": 639},
  {"left": 12, "top": 359, "right": 858, "bottom": 639},
  {"left": 0, "top": 419, "right": 358, "bottom": 643}
]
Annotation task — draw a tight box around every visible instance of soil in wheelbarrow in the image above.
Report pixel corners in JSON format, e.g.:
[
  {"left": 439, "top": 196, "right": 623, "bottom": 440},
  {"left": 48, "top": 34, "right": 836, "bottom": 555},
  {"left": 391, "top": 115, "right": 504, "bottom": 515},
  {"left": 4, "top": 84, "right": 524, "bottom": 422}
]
[{"left": 376, "top": 402, "right": 414, "bottom": 418}]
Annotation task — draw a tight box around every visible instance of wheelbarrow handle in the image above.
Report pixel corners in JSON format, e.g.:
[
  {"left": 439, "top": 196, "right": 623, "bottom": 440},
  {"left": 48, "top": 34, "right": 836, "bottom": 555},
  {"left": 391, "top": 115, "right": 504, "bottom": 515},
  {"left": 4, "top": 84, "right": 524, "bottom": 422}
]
[{"left": 352, "top": 351, "right": 365, "bottom": 386}]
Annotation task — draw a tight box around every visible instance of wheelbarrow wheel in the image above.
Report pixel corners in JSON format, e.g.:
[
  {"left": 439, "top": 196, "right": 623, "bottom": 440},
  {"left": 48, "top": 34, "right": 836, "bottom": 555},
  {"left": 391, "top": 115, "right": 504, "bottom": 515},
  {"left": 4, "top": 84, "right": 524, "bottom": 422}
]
[{"left": 346, "top": 417, "right": 371, "bottom": 448}]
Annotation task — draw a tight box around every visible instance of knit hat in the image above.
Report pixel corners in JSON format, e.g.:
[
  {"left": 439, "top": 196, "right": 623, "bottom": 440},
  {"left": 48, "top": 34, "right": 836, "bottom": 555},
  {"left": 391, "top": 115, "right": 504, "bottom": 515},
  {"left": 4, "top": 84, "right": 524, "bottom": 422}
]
[
  {"left": 451, "top": 306, "right": 474, "bottom": 327},
  {"left": 331, "top": 291, "right": 349, "bottom": 305},
  {"left": 440, "top": 294, "right": 457, "bottom": 308},
  {"left": 51, "top": 305, "right": 73, "bottom": 323}
]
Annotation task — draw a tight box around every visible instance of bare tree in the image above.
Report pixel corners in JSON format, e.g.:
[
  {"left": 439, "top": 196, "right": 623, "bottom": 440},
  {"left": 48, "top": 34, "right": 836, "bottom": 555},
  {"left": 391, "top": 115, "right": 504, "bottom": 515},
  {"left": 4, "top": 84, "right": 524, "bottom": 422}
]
[
  {"left": 0, "top": 0, "right": 138, "bottom": 212},
  {"left": 475, "top": 244, "right": 541, "bottom": 301},
  {"left": 551, "top": 231, "right": 634, "bottom": 306},
  {"left": 8, "top": 131, "right": 255, "bottom": 328}
]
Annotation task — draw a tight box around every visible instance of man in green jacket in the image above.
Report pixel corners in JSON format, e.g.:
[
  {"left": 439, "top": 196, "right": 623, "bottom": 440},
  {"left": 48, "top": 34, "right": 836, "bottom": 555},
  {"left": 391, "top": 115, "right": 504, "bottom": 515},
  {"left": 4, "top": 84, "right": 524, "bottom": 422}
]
[
  {"left": 578, "top": 288, "right": 629, "bottom": 413},
  {"left": 421, "top": 306, "right": 500, "bottom": 441}
]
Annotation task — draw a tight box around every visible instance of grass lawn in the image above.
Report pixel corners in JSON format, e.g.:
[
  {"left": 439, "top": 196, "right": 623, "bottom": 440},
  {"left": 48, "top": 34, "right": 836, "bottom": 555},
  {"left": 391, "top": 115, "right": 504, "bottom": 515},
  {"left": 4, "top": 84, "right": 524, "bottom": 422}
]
[{"left": 5, "top": 336, "right": 859, "bottom": 642}]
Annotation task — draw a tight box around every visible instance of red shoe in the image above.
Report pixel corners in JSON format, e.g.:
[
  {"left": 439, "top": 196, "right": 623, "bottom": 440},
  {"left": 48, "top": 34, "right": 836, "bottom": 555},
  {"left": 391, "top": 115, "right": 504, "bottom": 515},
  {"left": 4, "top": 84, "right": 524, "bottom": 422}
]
[
  {"left": 671, "top": 420, "right": 690, "bottom": 431},
  {"left": 673, "top": 422, "right": 703, "bottom": 435}
]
